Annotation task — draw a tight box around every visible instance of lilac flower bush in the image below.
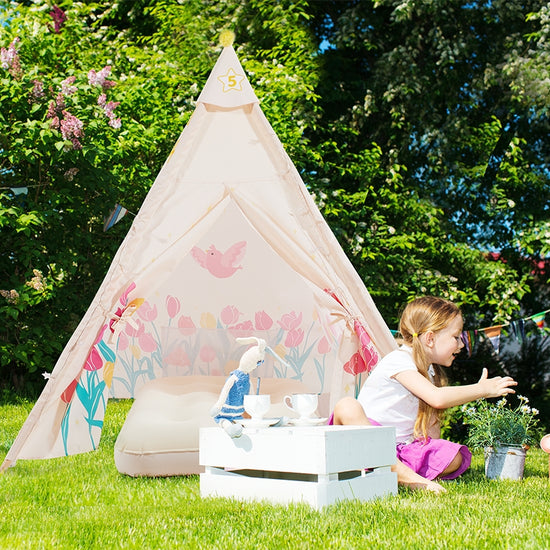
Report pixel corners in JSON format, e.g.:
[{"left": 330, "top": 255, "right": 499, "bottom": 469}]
[
  {"left": 1, "top": 38, "right": 21, "bottom": 74},
  {"left": 0, "top": 2, "right": 201, "bottom": 390}
]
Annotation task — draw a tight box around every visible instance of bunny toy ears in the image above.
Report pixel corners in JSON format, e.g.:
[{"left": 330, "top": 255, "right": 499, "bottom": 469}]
[{"left": 236, "top": 337, "right": 289, "bottom": 373}]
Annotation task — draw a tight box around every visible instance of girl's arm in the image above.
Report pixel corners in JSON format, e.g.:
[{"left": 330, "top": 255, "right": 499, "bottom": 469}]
[{"left": 394, "top": 368, "right": 517, "bottom": 410}]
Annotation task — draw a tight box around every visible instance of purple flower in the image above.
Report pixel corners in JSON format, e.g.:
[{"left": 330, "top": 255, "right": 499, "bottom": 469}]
[
  {"left": 88, "top": 66, "right": 115, "bottom": 89},
  {"left": 60, "top": 111, "right": 83, "bottom": 139},
  {"left": 31, "top": 80, "right": 45, "bottom": 100},
  {"left": 109, "top": 117, "right": 121, "bottom": 129},
  {"left": 97, "top": 96, "right": 122, "bottom": 129},
  {"left": 49, "top": 6, "right": 67, "bottom": 34},
  {"left": 59, "top": 110, "right": 84, "bottom": 149},
  {"left": 47, "top": 101, "right": 56, "bottom": 120},
  {"left": 0, "top": 289, "right": 19, "bottom": 304},
  {"left": 46, "top": 93, "right": 66, "bottom": 120},
  {"left": 104, "top": 100, "right": 120, "bottom": 117},
  {"left": 64, "top": 167, "right": 79, "bottom": 181},
  {"left": 60, "top": 76, "right": 77, "bottom": 96},
  {"left": 1, "top": 38, "right": 22, "bottom": 78},
  {"left": 1, "top": 38, "right": 19, "bottom": 69}
]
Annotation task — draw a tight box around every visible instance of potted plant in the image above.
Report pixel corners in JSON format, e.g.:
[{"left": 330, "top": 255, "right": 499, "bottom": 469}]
[{"left": 462, "top": 396, "right": 541, "bottom": 480}]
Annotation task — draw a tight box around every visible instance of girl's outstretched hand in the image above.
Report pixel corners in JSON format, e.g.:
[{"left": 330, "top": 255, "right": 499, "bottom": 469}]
[{"left": 478, "top": 368, "right": 517, "bottom": 398}]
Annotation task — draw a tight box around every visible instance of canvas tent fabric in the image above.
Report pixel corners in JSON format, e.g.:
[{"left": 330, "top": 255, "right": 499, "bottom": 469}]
[{"left": 1, "top": 44, "right": 397, "bottom": 472}]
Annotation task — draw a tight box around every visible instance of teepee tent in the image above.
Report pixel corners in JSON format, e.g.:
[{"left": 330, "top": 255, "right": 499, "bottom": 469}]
[{"left": 1, "top": 40, "right": 396, "bottom": 472}]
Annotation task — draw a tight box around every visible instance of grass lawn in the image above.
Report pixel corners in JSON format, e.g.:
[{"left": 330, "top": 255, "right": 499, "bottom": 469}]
[{"left": 1, "top": 398, "right": 550, "bottom": 549}]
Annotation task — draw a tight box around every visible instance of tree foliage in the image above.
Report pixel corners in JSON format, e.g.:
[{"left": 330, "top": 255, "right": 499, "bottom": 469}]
[
  {"left": 1, "top": 0, "right": 549, "bottom": 395},
  {"left": 305, "top": 0, "right": 549, "bottom": 325}
]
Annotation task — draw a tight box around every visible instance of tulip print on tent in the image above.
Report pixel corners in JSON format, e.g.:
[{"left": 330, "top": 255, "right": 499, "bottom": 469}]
[{"left": 60, "top": 323, "right": 116, "bottom": 454}]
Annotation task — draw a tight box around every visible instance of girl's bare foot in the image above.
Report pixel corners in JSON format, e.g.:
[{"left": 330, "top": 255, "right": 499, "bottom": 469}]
[
  {"left": 392, "top": 462, "right": 447, "bottom": 493},
  {"left": 402, "top": 479, "right": 447, "bottom": 493}
]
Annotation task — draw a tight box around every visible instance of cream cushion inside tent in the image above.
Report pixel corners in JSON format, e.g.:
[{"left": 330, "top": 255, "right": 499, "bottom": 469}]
[{"left": 114, "top": 375, "right": 311, "bottom": 476}]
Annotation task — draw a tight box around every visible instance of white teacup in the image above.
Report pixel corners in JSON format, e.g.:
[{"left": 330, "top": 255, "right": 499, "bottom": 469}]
[
  {"left": 284, "top": 393, "right": 318, "bottom": 418},
  {"left": 243, "top": 394, "right": 271, "bottom": 419}
]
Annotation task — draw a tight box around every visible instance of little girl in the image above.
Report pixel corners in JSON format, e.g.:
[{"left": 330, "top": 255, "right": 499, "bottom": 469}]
[{"left": 332, "top": 296, "right": 517, "bottom": 493}]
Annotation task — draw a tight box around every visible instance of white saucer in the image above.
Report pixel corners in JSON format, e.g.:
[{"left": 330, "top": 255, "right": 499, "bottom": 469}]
[
  {"left": 239, "top": 418, "right": 281, "bottom": 429},
  {"left": 289, "top": 417, "right": 328, "bottom": 426}
]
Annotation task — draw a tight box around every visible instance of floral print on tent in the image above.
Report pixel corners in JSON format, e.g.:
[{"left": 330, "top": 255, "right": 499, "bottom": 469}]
[
  {"left": 98, "top": 287, "right": 349, "bottom": 396},
  {"left": 103, "top": 287, "right": 378, "bottom": 398},
  {"left": 59, "top": 327, "right": 114, "bottom": 455},
  {"left": 59, "top": 283, "right": 134, "bottom": 454},
  {"left": 325, "top": 288, "right": 381, "bottom": 397},
  {"left": 113, "top": 299, "right": 340, "bottom": 393},
  {"left": 58, "top": 282, "right": 381, "bottom": 453}
]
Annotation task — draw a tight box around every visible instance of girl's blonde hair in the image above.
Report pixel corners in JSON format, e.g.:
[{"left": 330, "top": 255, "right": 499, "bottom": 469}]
[{"left": 398, "top": 296, "right": 461, "bottom": 440}]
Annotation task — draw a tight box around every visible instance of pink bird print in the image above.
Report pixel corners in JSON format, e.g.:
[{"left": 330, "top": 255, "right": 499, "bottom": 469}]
[{"left": 191, "top": 241, "right": 247, "bottom": 278}]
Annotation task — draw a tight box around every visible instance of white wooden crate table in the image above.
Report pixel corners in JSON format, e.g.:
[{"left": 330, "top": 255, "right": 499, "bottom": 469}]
[{"left": 199, "top": 424, "right": 397, "bottom": 509}]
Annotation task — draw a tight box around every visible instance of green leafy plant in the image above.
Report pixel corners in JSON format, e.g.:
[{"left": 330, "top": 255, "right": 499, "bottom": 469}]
[{"left": 463, "top": 396, "right": 541, "bottom": 449}]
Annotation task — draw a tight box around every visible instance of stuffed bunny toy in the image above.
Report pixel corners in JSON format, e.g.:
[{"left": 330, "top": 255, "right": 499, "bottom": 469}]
[{"left": 210, "top": 337, "right": 286, "bottom": 438}]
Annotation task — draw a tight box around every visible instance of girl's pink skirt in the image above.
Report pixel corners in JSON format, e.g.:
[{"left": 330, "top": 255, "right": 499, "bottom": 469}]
[
  {"left": 327, "top": 414, "right": 471, "bottom": 480},
  {"left": 397, "top": 438, "right": 471, "bottom": 480}
]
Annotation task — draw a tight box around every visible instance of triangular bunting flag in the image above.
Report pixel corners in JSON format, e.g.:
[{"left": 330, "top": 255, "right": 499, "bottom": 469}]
[
  {"left": 461, "top": 330, "right": 477, "bottom": 357},
  {"left": 103, "top": 204, "right": 129, "bottom": 231},
  {"left": 482, "top": 325, "right": 502, "bottom": 354},
  {"left": 509, "top": 319, "right": 526, "bottom": 344},
  {"left": 530, "top": 312, "right": 546, "bottom": 331}
]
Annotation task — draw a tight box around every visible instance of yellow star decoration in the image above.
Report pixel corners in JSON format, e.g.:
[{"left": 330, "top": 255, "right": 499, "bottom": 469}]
[{"left": 217, "top": 67, "right": 246, "bottom": 93}]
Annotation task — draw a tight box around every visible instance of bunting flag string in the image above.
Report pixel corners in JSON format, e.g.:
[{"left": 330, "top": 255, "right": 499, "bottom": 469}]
[
  {"left": 530, "top": 312, "right": 547, "bottom": 330},
  {"left": 2, "top": 189, "right": 136, "bottom": 232},
  {"left": 1, "top": 184, "right": 41, "bottom": 189},
  {"left": 391, "top": 309, "right": 549, "bottom": 357},
  {"left": 462, "top": 308, "right": 550, "bottom": 355},
  {"left": 9, "top": 187, "right": 28, "bottom": 196}
]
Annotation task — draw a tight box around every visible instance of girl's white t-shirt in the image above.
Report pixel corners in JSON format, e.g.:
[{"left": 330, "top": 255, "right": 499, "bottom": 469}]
[{"left": 356, "top": 345, "right": 420, "bottom": 444}]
